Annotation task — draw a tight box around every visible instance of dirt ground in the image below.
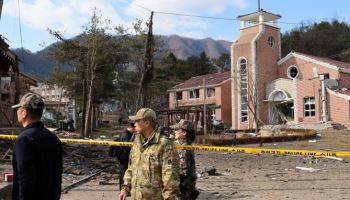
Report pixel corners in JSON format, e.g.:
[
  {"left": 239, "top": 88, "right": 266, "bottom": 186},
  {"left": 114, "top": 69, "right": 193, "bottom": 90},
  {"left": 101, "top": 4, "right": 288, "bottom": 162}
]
[{"left": 2, "top": 129, "right": 350, "bottom": 199}]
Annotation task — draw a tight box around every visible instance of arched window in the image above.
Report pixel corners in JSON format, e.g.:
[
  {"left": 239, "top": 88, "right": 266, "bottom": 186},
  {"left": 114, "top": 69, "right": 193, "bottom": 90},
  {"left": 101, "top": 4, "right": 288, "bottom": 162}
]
[
  {"left": 268, "top": 36, "right": 274, "bottom": 47},
  {"left": 240, "top": 59, "right": 248, "bottom": 122}
]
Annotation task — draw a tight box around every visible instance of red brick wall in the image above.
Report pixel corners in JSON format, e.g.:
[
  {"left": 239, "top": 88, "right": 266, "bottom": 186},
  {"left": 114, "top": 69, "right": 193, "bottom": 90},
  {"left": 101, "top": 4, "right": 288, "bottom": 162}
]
[
  {"left": 328, "top": 92, "right": 350, "bottom": 127},
  {"left": 255, "top": 25, "right": 280, "bottom": 124},
  {"left": 278, "top": 57, "right": 339, "bottom": 80},
  {"left": 232, "top": 27, "right": 255, "bottom": 129},
  {"left": 220, "top": 80, "right": 232, "bottom": 126},
  {"left": 339, "top": 73, "right": 350, "bottom": 88},
  {"left": 277, "top": 56, "right": 348, "bottom": 123},
  {"left": 279, "top": 57, "right": 320, "bottom": 122},
  {"left": 232, "top": 24, "right": 280, "bottom": 129},
  {"left": 168, "top": 81, "right": 232, "bottom": 126},
  {"left": 169, "top": 92, "right": 175, "bottom": 109}
]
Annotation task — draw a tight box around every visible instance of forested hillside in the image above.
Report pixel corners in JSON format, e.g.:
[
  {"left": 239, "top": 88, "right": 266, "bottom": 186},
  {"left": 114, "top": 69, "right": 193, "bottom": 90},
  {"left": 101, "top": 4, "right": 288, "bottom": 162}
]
[{"left": 282, "top": 20, "right": 350, "bottom": 62}]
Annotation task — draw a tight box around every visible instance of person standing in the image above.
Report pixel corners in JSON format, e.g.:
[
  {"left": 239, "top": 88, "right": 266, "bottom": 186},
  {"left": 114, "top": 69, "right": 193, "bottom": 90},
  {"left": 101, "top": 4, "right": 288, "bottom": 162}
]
[
  {"left": 116, "top": 123, "right": 135, "bottom": 190},
  {"left": 170, "top": 119, "right": 199, "bottom": 200},
  {"left": 119, "top": 108, "right": 180, "bottom": 200},
  {"left": 11, "top": 93, "right": 63, "bottom": 200}
]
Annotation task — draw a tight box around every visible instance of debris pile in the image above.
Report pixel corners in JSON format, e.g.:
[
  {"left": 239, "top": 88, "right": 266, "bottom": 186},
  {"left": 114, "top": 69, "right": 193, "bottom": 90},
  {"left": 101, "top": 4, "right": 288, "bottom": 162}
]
[
  {"left": 62, "top": 144, "right": 119, "bottom": 192},
  {"left": 200, "top": 128, "right": 317, "bottom": 146}
]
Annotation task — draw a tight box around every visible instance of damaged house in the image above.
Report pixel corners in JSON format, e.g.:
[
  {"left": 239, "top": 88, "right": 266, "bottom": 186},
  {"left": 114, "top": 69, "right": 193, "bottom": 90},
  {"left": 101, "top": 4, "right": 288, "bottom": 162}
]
[
  {"left": 0, "top": 36, "right": 37, "bottom": 127},
  {"left": 168, "top": 71, "right": 232, "bottom": 130},
  {"left": 231, "top": 9, "right": 350, "bottom": 129}
]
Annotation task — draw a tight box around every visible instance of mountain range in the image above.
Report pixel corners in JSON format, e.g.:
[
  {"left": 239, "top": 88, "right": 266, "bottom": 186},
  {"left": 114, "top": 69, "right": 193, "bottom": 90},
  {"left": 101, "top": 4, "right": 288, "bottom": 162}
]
[{"left": 13, "top": 34, "right": 232, "bottom": 80}]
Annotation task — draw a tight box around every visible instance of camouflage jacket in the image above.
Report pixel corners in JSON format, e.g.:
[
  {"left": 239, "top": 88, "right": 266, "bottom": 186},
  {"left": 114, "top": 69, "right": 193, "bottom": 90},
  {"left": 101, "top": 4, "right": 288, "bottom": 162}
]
[
  {"left": 121, "top": 127, "right": 180, "bottom": 200},
  {"left": 174, "top": 139, "right": 196, "bottom": 178}
]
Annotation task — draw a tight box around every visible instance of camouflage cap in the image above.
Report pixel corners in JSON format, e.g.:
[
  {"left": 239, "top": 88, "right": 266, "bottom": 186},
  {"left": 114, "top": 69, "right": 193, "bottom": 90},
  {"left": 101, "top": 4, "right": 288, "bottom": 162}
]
[
  {"left": 170, "top": 119, "right": 193, "bottom": 131},
  {"left": 11, "top": 93, "right": 45, "bottom": 109},
  {"left": 129, "top": 108, "right": 156, "bottom": 122}
]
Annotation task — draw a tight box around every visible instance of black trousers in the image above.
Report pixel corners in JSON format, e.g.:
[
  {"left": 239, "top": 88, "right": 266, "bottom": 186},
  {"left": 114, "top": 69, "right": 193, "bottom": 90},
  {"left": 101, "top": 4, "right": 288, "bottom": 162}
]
[
  {"left": 118, "top": 159, "right": 129, "bottom": 190},
  {"left": 180, "top": 176, "right": 199, "bottom": 200}
]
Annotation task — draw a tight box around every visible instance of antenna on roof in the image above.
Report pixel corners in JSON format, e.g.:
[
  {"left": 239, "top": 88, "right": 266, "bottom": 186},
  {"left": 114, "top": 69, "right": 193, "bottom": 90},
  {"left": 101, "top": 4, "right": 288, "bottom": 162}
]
[{"left": 258, "top": 0, "right": 261, "bottom": 11}]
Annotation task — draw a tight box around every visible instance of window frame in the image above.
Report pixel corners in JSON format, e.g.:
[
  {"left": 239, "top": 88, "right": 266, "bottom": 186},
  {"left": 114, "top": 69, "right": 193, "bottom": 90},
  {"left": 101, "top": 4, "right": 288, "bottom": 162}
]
[
  {"left": 268, "top": 36, "right": 274, "bottom": 47},
  {"left": 206, "top": 88, "right": 215, "bottom": 98},
  {"left": 240, "top": 59, "right": 248, "bottom": 122},
  {"left": 188, "top": 89, "right": 200, "bottom": 99},
  {"left": 175, "top": 91, "right": 183, "bottom": 100},
  {"left": 304, "top": 97, "right": 315, "bottom": 117},
  {"left": 287, "top": 65, "right": 299, "bottom": 79}
]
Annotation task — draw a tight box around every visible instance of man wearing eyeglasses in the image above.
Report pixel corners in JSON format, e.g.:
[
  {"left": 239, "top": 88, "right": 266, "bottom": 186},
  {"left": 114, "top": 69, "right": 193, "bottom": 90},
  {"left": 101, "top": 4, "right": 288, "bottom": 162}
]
[{"left": 119, "top": 108, "right": 180, "bottom": 200}]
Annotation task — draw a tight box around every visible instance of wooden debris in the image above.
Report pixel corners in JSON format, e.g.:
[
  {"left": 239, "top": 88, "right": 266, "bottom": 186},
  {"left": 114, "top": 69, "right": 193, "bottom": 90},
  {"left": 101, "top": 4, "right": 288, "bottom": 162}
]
[{"left": 64, "top": 167, "right": 82, "bottom": 175}]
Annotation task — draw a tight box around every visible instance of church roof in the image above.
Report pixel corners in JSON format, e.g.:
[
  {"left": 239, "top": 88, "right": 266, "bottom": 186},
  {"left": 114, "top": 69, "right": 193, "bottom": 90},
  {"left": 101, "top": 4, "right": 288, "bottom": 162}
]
[
  {"left": 237, "top": 10, "right": 281, "bottom": 22},
  {"left": 168, "top": 71, "right": 231, "bottom": 91},
  {"left": 278, "top": 52, "right": 350, "bottom": 74},
  {"left": 295, "top": 52, "right": 350, "bottom": 69}
]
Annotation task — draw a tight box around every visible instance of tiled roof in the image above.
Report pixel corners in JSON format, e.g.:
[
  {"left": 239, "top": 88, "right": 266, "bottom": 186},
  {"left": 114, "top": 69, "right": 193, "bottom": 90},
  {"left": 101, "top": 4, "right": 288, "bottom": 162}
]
[
  {"left": 294, "top": 52, "right": 350, "bottom": 69},
  {"left": 170, "top": 71, "right": 230, "bottom": 91},
  {"left": 237, "top": 10, "right": 281, "bottom": 21}
]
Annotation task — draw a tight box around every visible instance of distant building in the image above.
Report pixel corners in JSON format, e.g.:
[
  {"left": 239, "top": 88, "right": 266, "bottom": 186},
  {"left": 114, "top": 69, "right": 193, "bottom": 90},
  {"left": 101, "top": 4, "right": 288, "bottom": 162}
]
[
  {"left": 168, "top": 71, "right": 232, "bottom": 129},
  {"left": 231, "top": 9, "right": 350, "bottom": 129},
  {"left": 31, "top": 83, "right": 71, "bottom": 116}
]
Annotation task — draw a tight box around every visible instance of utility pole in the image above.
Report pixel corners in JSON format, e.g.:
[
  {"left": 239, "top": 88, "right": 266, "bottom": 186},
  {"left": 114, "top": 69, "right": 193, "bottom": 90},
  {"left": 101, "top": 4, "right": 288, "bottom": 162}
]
[
  {"left": 0, "top": 0, "right": 3, "bottom": 20},
  {"left": 81, "top": 72, "right": 87, "bottom": 138},
  {"left": 137, "top": 11, "right": 154, "bottom": 109},
  {"left": 72, "top": 99, "right": 76, "bottom": 131},
  {"left": 203, "top": 77, "right": 207, "bottom": 136}
]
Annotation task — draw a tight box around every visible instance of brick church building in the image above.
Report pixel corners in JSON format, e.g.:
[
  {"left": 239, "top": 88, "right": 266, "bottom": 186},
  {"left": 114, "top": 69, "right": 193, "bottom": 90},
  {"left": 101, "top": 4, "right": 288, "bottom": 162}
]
[{"left": 231, "top": 10, "right": 350, "bottom": 129}]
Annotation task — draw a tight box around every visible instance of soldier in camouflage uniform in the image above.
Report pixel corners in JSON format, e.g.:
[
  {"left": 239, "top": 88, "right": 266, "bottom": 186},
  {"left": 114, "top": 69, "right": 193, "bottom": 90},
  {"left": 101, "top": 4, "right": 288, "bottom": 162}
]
[
  {"left": 170, "top": 119, "right": 199, "bottom": 200},
  {"left": 119, "top": 108, "right": 180, "bottom": 200}
]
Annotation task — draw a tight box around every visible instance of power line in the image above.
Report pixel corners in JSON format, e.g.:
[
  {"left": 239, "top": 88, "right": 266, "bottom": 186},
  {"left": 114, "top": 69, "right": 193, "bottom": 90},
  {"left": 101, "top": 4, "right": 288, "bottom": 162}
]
[
  {"left": 133, "top": 3, "right": 302, "bottom": 25},
  {"left": 155, "top": 11, "right": 236, "bottom": 21},
  {"left": 17, "top": 0, "right": 25, "bottom": 69},
  {"left": 133, "top": 3, "right": 152, "bottom": 12}
]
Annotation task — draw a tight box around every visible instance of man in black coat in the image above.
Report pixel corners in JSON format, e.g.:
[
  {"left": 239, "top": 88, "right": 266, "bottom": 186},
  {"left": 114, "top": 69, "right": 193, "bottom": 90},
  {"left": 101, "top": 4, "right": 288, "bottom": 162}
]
[
  {"left": 110, "top": 123, "right": 135, "bottom": 190},
  {"left": 11, "top": 93, "right": 63, "bottom": 200}
]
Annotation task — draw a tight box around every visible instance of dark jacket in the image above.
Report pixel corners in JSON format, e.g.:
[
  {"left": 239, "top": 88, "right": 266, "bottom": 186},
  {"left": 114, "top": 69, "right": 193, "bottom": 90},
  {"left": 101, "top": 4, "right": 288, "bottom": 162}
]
[
  {"left": 12, "top": 122, "right": 63, "bottom": 200},
  {"left": 116, "top": 130, "right": 134, "bottom": 166}
]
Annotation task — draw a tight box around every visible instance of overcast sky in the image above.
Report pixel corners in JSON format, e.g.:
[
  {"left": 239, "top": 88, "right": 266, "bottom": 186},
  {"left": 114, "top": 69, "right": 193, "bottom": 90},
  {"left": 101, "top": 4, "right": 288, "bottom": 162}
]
[{"left": 1, "top": 0, "right": 349, "bottom": 52}]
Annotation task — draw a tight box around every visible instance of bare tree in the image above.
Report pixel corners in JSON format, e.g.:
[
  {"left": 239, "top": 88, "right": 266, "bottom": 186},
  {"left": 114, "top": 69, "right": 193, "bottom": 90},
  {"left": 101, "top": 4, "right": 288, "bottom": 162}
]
[
  {"left": 48, "top": 8, "right": 125, "bottom": 138},
  {"left": 233, "top": 61, "right": 264, "bottom": 134}
]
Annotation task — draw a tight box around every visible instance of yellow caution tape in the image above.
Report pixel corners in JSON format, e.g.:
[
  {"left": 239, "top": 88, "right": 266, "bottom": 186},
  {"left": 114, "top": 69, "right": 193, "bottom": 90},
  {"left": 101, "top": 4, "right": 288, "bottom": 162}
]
[
  {"left": 60, "top": 138, "right": 132, "bottom": 147},
  {"left": 0, "top": 135, "right": 17, "bottom": 140},
  {"left": 1, "top": 134, "right": 350, "bottom": 157}
]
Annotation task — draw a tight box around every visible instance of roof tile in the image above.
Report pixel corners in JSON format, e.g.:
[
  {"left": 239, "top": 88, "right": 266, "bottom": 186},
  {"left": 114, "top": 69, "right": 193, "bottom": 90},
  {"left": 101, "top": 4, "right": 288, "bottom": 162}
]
[{"left": 171, "top": 71, "right": 230, "bottom": 90}]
